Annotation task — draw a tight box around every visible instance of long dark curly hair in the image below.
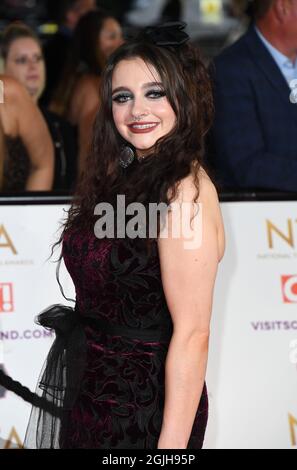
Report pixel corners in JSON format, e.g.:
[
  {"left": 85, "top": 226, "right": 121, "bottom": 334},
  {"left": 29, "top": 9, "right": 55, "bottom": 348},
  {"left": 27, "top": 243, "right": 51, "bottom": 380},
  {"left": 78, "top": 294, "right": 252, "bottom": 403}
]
[{"left": 55, "top": 37, "right": 214, "bottom": 254}]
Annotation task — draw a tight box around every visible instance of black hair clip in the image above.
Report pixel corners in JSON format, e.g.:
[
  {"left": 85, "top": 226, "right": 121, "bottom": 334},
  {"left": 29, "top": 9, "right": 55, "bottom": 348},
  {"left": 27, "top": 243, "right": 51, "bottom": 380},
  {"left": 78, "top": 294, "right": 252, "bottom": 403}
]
[{"left": 136, "top": 21, "right": 189, "bottom": 47}]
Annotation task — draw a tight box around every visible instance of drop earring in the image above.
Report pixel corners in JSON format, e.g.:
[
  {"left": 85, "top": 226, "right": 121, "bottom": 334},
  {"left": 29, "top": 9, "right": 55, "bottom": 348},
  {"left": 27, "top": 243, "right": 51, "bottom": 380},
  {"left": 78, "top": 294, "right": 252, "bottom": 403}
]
[{"left": 119, "top": 145, "right": 135, "bottom": 168}]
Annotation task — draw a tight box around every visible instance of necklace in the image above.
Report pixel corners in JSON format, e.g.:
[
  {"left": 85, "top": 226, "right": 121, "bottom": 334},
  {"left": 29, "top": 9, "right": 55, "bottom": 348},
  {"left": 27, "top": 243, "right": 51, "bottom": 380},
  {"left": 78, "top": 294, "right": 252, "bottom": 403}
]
[{"left": 136, "top": 155, "right": 146, "bottom": 163}]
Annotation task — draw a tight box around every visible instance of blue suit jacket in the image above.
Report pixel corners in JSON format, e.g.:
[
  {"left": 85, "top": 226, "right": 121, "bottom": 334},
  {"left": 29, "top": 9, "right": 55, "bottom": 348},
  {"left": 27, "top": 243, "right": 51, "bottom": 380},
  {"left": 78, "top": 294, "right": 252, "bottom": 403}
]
[{"left": 207, "top": 25, "right": 297, "bottom": 192}]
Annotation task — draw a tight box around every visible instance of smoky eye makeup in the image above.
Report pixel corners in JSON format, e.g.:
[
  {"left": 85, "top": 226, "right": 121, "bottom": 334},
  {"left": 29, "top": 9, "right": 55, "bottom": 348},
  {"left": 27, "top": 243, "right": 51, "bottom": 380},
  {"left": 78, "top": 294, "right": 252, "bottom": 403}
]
[
  {"left": 146, "top": 89, "right": 166, "bottom": 98},
  {"left": 112, "top": 88, "right": 166, "bottom": 103},
  {"left": 112, "top": 91, "right": 132, "bottom": 103}
]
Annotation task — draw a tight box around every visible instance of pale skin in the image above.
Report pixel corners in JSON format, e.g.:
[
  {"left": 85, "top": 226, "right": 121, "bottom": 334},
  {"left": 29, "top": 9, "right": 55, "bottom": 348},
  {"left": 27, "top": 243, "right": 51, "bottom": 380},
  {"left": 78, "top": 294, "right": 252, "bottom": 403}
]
[
  {"left": 112, "top": 58, "right": 176, "bottom": 158},
  {"left": 157, "top": 169, "right": 225, "bottom": 448},
  {"left": 0, "top": 75, "right": 54, "bottom": 190},
  {"left": 112, "top": 57, "right": 225, "bottom": 448},
  {"left": 4, "top": 37, "right": 46, "bottom": 103}
]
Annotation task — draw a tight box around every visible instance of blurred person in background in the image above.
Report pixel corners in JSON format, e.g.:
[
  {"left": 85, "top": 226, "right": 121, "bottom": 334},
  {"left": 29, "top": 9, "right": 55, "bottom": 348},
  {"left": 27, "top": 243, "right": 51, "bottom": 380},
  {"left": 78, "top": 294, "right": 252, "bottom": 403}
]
[
  {"left": 91, "top": 0, "right": 134, "bottom": 23},
  {"left": 50, "top": 9, "right": 123, "bottom": 175},
  {"left": 207, "top": 0, "right": 297, "bottom": 192},
  {"left": 223, "top": 0, "right": 251, "bottom": 46},
  {"left": 2, "top": 22, "right": 78, "bottom": 191},
  {"left": 0, "top": 75, "right": 54, "bottom": 192},
  {"left": 0, "top": 115, "right": 5, "bottom": 191},
  {"left": 42, "top": 0, "right": 97, "bottom": 106}
]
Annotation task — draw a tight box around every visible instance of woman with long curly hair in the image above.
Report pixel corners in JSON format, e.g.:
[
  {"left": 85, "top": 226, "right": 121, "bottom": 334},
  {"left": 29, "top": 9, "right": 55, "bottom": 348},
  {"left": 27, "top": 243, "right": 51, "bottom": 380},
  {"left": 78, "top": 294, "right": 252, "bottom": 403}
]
[{"left": 24, "top": 22, "right": 225, "bottom": 449}]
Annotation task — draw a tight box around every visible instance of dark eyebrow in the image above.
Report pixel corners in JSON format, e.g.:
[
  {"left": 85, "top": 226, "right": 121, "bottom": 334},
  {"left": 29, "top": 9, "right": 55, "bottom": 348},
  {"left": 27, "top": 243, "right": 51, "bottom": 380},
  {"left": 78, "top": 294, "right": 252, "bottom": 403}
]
[
  {"left": 112, "top": 82, "right": 163, "bottom": 95},
  {"left": 142, "top": 81, "right": 163, "bottom": 89},
  {"left": 14, "top": 52, "right": 42, "bottom": 58}
]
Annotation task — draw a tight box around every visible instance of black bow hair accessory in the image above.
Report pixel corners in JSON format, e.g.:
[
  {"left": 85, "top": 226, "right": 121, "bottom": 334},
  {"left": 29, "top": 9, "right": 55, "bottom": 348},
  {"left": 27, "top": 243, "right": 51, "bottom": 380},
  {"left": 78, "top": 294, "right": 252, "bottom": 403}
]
[{"left": 134, "top": 21, "right": 189, "bottom": 47}]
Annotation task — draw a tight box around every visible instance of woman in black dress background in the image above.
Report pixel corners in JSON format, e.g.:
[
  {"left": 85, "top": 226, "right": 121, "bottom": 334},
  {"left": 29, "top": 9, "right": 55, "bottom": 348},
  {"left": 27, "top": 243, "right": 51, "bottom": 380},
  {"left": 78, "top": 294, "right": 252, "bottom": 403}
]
[
  {"left": 2, "top": 22, "right": 78, "bottom": 192},
  {"left": 0, "top": 74, "right": 54, "bottom": 192}
]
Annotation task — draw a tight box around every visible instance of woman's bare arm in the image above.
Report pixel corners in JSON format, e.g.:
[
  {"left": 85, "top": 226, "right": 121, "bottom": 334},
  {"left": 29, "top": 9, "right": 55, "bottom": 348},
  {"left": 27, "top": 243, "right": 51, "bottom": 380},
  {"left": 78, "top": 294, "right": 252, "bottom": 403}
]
[
  {"left": 4, "top": 76, "right": 54, "bottom": 191},
  {"left": 68, "top": 75, "right": 100, "bottom": 177},
  {"left": 157, "top": 168, "right": 225, "bottom": 449}
]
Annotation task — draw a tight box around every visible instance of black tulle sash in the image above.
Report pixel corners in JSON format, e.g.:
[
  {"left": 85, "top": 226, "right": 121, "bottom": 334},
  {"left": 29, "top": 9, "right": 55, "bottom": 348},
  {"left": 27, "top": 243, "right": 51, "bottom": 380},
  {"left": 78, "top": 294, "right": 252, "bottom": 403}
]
[{"left": 21, "top": 303, "right": 173, "bottom": 448}]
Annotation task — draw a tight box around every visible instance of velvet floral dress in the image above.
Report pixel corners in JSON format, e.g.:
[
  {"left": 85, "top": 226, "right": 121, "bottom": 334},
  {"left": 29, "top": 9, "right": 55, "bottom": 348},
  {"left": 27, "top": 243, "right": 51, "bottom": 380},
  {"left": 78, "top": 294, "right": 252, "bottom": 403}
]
[
  {"left": 55, "top": 226, "right": 208, "bottom": 449},
  {"left": 24, "top": 224, "right": 208, "bottom": 449}
]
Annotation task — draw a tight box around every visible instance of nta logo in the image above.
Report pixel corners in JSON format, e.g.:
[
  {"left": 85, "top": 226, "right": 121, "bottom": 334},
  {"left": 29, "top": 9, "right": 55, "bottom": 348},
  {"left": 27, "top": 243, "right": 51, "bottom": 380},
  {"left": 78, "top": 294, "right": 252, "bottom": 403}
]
[
  {"left": 0, "top": 283, "right": 14, "bottom": 313},
  {"left": 266, "top": 219, "right": 296, "bottom": 249},
  {"left": 0, "top": 225, "right": 17, "bottom": 254},
  {"left": 281, "top": 275, "right": 297, "bottom": 303},
  {"left": 289, "top": 413, "right": 297, "bottom": 446},
  {"left": 3, "top": 427, "right": 23, "bottom": 449}
]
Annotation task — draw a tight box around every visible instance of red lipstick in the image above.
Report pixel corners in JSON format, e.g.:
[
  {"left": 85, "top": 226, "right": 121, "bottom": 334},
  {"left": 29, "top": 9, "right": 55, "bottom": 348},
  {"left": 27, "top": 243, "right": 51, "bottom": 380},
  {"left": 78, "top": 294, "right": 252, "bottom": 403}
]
[{"left": 127, "top": 122, "right": 160, "bottom": 134}]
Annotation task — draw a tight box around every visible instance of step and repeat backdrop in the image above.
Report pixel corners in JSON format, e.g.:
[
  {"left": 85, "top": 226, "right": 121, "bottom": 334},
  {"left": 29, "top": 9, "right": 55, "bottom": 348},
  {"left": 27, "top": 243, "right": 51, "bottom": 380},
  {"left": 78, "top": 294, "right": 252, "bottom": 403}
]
[{"left": 0, "top": 201, "right": 297, "bottom": 449}]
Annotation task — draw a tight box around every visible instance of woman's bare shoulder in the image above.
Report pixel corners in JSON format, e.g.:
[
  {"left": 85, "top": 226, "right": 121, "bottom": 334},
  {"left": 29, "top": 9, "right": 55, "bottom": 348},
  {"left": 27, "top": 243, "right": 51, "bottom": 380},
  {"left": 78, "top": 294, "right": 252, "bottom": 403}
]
[
  {"left": 171, "top": 164, "right": 217, "bottom": 203},
  {"left": 0, "top": 75, "right": 29, "bottom": 103},
  {"left": 69, "top": 73, "right": 100, "bottom": 123},
  {"left": 172, "top": 165, "right": 225, "bottom": 261},
  {"left": 0, "top": 75, "right": 31, "bottom": 136},
  {"left": 197, "top": 167, "right": 225, "bottom": 260},
  {"left": 72, "top": 73, "right": 100, "bottom": 97},
  {"left": 198, "top": 167, "right": 225, "bottom": 261}
]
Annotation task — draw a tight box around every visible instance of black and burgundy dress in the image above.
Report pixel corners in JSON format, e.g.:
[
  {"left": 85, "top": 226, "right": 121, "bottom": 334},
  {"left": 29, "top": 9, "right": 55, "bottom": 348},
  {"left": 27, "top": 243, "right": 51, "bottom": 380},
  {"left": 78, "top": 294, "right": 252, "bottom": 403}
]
[{"left": 25, "top": 227, "right": 208, "bottom": 449}]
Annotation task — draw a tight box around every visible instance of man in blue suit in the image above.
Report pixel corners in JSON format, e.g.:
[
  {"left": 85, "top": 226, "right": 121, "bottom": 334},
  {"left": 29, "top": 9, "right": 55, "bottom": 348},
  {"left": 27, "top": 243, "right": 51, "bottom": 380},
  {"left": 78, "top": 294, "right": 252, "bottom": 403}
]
[{"left": 207, "top": 0, "right": 297, "bottom": 192}]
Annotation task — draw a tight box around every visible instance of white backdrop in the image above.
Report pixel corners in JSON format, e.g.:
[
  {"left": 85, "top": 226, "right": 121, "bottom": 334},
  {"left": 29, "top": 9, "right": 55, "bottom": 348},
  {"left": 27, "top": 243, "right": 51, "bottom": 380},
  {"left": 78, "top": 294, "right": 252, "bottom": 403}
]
[{"left": 0, "top": 201, "right": 296, "bottom": 449}]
